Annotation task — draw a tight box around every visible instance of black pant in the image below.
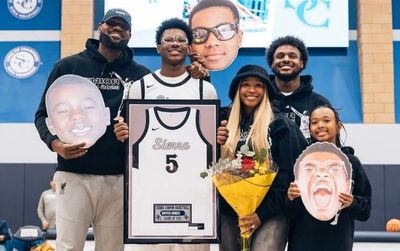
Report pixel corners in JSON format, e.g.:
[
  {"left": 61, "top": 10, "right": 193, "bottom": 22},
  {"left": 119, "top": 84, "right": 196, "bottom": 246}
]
[{"left": 219, "top": 213, "right": 288, "bottom": 251}]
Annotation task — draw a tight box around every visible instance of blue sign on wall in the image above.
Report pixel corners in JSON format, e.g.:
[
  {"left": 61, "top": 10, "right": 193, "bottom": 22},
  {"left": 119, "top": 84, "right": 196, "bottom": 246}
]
[
  {"left": 392, "top": 0, "right": 399, "bottom": 123},
  {"left": 0, "top": 0, "right": 61, "bottom": 30},
  {"left": 395, "top": 42, "right": 400, "bottom": 123},
  {"left": 393, "top": 0, "right": 400, "bottom": 29},
  {"left": 0, "top": 42, "right": 60, "bottom": 123}
]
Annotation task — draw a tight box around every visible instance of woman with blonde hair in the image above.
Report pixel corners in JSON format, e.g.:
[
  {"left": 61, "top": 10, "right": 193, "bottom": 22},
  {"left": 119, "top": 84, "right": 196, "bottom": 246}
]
[{"left": 217, "top": 64, "right": 307, "bottom": 251}]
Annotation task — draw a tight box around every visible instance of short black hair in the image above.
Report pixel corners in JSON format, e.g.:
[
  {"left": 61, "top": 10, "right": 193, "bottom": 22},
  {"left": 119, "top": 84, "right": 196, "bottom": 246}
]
[
  {"left": 155, "top": 18, "right": 193, "bottom": 45},
  {"left": 309, "top": 105, "right": 344, "bottom": 147},
  {"left": 266, "top": 35, "right": 308, "bottom": 68},
  {"left": 188, "top": 0, "right": 240, "bottom": 27}
]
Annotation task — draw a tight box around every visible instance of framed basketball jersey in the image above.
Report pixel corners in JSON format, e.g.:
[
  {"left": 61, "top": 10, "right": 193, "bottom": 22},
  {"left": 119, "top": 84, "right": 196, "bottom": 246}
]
[{"left": 124, "top": 100, "right": 220, "bottom": 244}]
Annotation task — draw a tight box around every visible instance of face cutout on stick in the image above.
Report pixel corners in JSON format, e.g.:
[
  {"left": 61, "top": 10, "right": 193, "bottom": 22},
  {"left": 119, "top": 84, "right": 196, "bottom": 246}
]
[
  {"left": 45, "top": 74, "right": 110, "bottom": 148},
  {"left": 294, "top": 142, "right": 352, "bottom": 221},
  {"left": 190, "top": 5, "right": 243, "bottom": 71}
]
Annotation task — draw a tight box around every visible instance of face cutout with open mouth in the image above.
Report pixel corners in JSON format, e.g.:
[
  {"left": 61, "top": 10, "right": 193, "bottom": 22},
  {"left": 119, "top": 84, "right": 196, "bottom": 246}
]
[{"left": 295, "top": 142, "right": 352, "bottom": 221}]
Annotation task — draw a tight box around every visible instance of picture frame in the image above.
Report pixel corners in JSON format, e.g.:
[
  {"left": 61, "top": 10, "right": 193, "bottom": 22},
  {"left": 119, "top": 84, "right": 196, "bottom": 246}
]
[{"left": 124, "top": 99, "right": 220, "bottom": 244}]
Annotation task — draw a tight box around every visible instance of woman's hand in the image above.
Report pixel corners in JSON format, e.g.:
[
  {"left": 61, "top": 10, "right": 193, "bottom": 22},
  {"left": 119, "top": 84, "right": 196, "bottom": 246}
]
[
  {"left": 238, "top": 213, "right": 262, "bottom": 235},
  {"left": 217, "top": 120, "right": 229, "bottom": 145}
]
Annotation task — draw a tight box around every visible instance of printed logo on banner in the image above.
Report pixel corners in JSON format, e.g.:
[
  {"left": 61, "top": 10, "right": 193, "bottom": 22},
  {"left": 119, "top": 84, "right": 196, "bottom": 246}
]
[
  {"left": 7, "top": 0, "right": 43, "bottom": 20},
  {"left": 268, "top": 0, "right": 348, "bottom": 47},
  {"left": 4, "top": 46, "right": 42, "bottom": 79},
  {"left": 284, "top": 0, "right": 330, "bottom": 28}
]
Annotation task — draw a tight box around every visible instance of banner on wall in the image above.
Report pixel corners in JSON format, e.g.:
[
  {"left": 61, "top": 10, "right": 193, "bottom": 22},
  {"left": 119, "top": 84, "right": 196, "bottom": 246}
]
[
  {"left": 104, "top": 0, "right": 349, "bottom": 48},
  {"left": 7, "top": 0, "right": 43, "bottom": 20},
  {"left": 267, "top": 0, "right": 349, "bottom": 47},
  {"left": 1, "top": 0, "right": 61, "bottom": 30},
  {"left": 0, "top": 0, "right": 61, "bottom": 123},
  {"left": 0, "top": 42, "right": 60, "bottom": 123}
]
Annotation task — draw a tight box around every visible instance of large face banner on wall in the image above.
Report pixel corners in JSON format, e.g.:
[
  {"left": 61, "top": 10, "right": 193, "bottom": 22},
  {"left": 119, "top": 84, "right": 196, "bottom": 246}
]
[
  {"left": 294, "top": 142, "right": 353, "bottom": 221},
  {"left": 45, "top": 74, "right": 110, "bottom": 148},
  {"left": 188, "top": 0, "right": 243, "bottom": 71}
]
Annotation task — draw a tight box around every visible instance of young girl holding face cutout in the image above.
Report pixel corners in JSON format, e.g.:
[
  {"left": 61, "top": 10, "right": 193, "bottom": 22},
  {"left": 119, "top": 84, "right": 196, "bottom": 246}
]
[{"left": 286, "top": 105, "right": 372, "bottom": 251}]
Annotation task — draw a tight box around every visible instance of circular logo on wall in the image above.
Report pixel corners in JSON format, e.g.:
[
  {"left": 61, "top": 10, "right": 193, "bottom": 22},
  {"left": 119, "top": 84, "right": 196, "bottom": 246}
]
[
  {"left": 4, "top": 46, "right": 42, "bottom": 79},
  {"left": 7, "top": 0, "right": 43, "bottom": 20}
]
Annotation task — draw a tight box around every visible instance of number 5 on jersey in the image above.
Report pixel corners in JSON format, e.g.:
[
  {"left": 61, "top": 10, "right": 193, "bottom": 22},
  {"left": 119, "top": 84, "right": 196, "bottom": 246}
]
[{"left": 166, "top": 154, "right": 178, "bottom": 173}]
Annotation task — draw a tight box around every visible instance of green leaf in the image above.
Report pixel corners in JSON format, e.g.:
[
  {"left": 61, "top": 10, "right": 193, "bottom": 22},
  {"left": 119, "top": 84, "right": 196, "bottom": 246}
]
[
  {"left": 258, "top": 148, "right": 267, "bottom": 159},
  {"left": 254, "top": 148, "right": 267, "bottom": 163},
  {"left": 200, "top": 171, "right": 208, "bottom": 179}
]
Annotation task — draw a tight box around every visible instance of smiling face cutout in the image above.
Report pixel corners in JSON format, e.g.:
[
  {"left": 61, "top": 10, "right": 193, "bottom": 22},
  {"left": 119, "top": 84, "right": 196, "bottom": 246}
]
[
  {"left": 190, "top": 6, "right": 242, "bottom": 71},
  {"left": 45, "top": 74, "right": 110, "bottom": 148},
  {"left": 294, "top": 142, "right": 352, "bottom": 221}
]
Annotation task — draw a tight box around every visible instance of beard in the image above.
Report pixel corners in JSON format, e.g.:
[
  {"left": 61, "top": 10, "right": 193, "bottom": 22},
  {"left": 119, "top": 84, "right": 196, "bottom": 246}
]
[
  {"left": 99, "top": 32, "right": 129, "bottom": 50},
  {"left": 272, "top": 67, "right": 302, "bottom": 82}
]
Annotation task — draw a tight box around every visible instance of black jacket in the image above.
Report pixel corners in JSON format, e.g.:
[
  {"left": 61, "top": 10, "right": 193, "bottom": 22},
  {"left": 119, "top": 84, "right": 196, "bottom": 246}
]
[
  {"left": 34, "top": 39, "right": 150, "bottom": 175},
  {"left": 286, "top": 146, "right": 372, "bottom": 251},
  {"left": 271, "top": 75, "right": 331, "bottom": 142},
  {"left": 220, "top": 108, "right": 307, "bottom": 223}
]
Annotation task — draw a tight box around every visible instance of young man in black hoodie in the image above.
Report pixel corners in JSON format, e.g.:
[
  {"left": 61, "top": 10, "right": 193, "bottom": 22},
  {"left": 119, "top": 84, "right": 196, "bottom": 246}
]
[
  {"left": 34, "top": 9, "right": 148, "bottom": 251},
  {"left": 266, "top": 35, "right": 331, "bottom": 143}
]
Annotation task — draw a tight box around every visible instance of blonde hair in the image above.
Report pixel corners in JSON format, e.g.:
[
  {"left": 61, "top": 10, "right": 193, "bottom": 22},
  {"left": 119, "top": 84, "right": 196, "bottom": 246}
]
[{"left": 221, "top": 82, "right": 274, "bottom": 159}]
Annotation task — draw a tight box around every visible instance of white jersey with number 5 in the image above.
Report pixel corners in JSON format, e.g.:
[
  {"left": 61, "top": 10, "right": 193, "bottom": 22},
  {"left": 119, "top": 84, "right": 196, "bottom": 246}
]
[{"left": 130, "top": 106, "right": 214, "bottom": 237}]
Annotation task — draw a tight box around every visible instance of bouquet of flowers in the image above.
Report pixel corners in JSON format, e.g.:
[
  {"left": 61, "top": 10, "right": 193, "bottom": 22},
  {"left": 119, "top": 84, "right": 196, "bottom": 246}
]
[
  {"left": 31, "top": 241, "right": 56, "bottom": 251},
  {"left": 201, "top": 145, "right": 278, "bottom": 251}
]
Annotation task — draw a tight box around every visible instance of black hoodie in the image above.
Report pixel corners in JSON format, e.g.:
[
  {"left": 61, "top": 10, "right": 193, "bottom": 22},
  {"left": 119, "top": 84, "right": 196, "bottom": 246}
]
[
  {"left": 286, "top": 146, "right": 372, "bottom": 251},
  {"left": 34, "top": 39, "right": 150, "bottom": 175},
  {"left": 271, "top": 75, "right": 331, "bottom": 142}
]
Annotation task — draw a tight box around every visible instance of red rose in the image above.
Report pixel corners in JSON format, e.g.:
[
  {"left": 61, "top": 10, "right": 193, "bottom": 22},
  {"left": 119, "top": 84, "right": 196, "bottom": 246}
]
[{"left": 240, "top": 156, "right": 255, "bottom": 171}]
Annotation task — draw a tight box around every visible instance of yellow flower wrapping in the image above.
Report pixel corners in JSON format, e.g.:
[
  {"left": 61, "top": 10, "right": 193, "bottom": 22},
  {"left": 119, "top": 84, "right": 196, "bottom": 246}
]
[{"left": 212, "top": 172, "right": 277, "bottom": 238}]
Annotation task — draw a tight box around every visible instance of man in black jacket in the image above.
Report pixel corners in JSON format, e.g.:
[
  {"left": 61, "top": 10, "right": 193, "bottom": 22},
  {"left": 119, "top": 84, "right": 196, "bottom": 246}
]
[
  {"left": 266, "top": 36, "right": 331, "bottom": 143},
  {"left": 34, "top": 9, "right": 150, "bottom": 251}
]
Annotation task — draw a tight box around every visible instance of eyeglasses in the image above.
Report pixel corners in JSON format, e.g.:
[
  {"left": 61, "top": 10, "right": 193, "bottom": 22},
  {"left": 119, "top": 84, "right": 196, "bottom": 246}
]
[
  {"left": 299, "top": 160, "right": 348, "bottom": 177},
  {"left": 105, "top": 19, "right": 130, "bottom": 31},
  {"left": 192, "top": 23, "right": 238, "bottom": 44},
  {"left": 161, "top": 36, "right": 189, "bottom": 45}
]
